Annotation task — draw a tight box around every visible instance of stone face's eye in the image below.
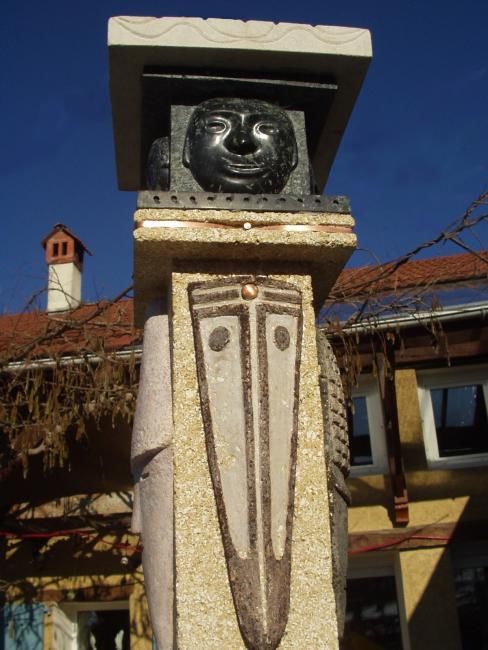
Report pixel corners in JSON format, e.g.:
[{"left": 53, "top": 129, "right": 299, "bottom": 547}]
[
  {"left": 205, "top": 118, "right": 227, "bottom": 134},
  {"left": 274, "top": 326, "right": 290, "bottom": 351},
  {"left": 209, "top": 326, "right": 231, "bottom": 351},
  {"left": 256, "top": 121, "right": 279, "bottom": 136}
]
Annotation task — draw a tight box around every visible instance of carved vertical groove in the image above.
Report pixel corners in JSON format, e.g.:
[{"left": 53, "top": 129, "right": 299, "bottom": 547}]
[{"left": 189, "top": 277, "right": 302, "bottom": 649}]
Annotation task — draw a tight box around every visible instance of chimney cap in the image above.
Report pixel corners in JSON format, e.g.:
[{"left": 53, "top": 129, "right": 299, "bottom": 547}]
[{"left": 41, "top": 223, "right": 93, "bottom": 256}]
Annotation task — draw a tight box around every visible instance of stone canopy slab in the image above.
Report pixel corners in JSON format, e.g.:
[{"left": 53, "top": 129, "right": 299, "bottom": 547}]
[{"left": 108, "top": 17, "right": 372, "bottom": 192}]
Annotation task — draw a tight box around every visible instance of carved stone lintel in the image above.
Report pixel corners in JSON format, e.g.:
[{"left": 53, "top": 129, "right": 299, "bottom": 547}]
[{"left": 189, "top": 276, "right": 302, "bottom": 649}]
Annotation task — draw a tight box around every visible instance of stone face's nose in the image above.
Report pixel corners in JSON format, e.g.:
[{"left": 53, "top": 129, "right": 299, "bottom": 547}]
[{"left": 225, "top": 124, "right": 257, "bottom": 155}]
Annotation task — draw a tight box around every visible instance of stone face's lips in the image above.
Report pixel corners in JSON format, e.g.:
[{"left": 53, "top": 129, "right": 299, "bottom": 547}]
[{"left": 225, "top": 163, "right": 267, "bottom": 176}]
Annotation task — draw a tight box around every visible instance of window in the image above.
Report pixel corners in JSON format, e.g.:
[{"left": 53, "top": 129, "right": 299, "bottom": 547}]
[
  {"left": 51, "top": 601, "right": 130, "bottom": 650},
  {"left": 53, "top": 242, "right": 59, "bottom": 256},
  {"left": 452, "top": 547, "right": 488, "bottom": 649},
  {"left": 418, "top": 366, "right": 488, "bottom": 469},
  {"left": 61, "top": 241, "right": 68, "bottom": 255},
  {"left": 345, "top": 554, "right": 405, "bottom": 649},
  {"left": 348, "top": 377, "right": 388, "bottom": 476}
]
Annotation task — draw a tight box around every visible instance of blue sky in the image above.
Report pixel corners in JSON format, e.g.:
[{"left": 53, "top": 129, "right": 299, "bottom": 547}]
[{"left": 1, "top": 0, "right": 486, "bottom": 313}]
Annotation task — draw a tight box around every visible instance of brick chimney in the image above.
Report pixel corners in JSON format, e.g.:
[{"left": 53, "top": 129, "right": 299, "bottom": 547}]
[{"left": 41, "top": 224, "right": 92, "bottom": 312}]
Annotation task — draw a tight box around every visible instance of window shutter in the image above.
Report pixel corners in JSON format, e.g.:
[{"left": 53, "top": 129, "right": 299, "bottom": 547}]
[{"left": 2, "top": 603, "right": 44, "bottom": 650}]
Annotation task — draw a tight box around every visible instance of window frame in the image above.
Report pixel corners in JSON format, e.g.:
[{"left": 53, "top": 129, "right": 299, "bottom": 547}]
[
  {"left": 52, "top": 600, "right": 130, "bottom": 650},
  {"left": 347, "top": 552, "right": 408, "bottom": 650},
  {"left": 349, "top": 376, "right": 389, "bottom": 477},
  {"left": 417, "top": 365, "right": 488, "bottom": 469},
  {"left": 451, "top": 543, "right": 488, "bottom": 650}
]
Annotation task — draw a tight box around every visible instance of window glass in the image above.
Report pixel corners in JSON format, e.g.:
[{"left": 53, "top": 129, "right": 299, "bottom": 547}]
[
  {"left": 343, "top": 575, "right": 403, "bottom": 649},
  {"left": 77, "top": 610, "right": 130, "bottom": 650},
  {"left": 454, "top": 566, "right": 488, "bottom": 649},
  {"left": 431, "top": 385, "right": 488, "bottom": 457},
  {"left": 348, "top": 396, "right": 373, "bottom": 466}
]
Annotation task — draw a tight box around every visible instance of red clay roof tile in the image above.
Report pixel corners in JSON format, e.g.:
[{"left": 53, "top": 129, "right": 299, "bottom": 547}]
[
  {"left": 1, "top": 252, "right": 486, "bottom": 360},
  {"left": 333, "top": 251, "right": 488, "bottom": 298}
]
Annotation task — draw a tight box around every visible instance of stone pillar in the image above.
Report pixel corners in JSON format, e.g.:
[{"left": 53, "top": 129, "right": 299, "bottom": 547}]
[
  {"left": 133, "top": 208, "right": 355, "bottom": 648},
  {"left": 108, "top": 15, "right": 372, "bottom": 649}
]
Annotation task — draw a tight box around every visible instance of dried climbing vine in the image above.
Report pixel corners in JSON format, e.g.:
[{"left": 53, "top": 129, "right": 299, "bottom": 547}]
[
  {"left": 0, "top": 287, "right": 140, "bottom": 475},
  {"left": 0, "top": 190, "right": 486, "bottom": 476},
  {"left": 321, "top": 187, "right": 488, "bottom": 397}
]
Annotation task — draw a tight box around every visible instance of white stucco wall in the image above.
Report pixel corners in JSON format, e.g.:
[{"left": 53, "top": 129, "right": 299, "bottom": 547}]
[{"left": 47, "top": 263, "right": 81, "bottom": 312}]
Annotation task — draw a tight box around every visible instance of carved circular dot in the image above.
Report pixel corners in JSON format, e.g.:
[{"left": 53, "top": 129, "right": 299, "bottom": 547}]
[
  {"left": 274, "top": 326, "right": 290, "bottom": 350},
  {"left": 241, "top": 283, "right": 258, "bottom": 300},
  {"left": 209, "top": 326, "right": 231, "bottom": 351}
]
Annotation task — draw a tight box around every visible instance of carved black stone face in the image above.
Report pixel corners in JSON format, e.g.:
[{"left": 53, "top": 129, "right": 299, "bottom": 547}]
[{"left": 183, "top": 98, "right": 298, "bottom": 193}]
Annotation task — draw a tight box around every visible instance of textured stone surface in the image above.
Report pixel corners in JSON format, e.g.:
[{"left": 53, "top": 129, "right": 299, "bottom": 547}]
[
  {"left": 172, "top": 274, "right": 237, "bottom": 646},
  {"left": 108, "top": 17, "right": 372, "bottom": 191},
  {"left": 137, "top": 448, "right": 173, "bottom": 649},
  {"left": 130, "top": 207, "right": 355, "bottom": 646},
  {"left": 133, "top": 208, "right": 356, "bottom": 326},
  {"left": 131, "top": 305, "right": 172, "bottom": 469},
  {"left": 131, "top": 305, "right": 174, "bottom": 649},
  {"left": 188, "top": 278, "right": 302, "bottom": 648},
  {"left": 136, "top": 207, "right": 354, "bottom": 227},
  {"left": 316, "top": 330, "right": 350, "bottom": 639},
  {"left": 172, "top": 268, "right": 339, "bottom": 648}
]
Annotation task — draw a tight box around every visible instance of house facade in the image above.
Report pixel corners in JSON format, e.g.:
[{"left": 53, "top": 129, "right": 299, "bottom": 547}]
[
  {"left": 1, "top": 245, "right": 487, "bottom": 649},
  {"left": 331, "top": 252, "right": 488, "bottom": 649}
]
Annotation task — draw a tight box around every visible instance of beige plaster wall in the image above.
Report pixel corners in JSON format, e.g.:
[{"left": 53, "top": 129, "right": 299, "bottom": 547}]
[
  {"left": 395, "top": 369, "right": 426, "bottom": 471},
  {"left": 398, "top": 547, "right": 462, "bottom": 650},
  {"left": 348, "top": 368, "right": 488, "bottom": 532},
  {"left": 2, "top": 536, "right": 152, "bottom": 650}
]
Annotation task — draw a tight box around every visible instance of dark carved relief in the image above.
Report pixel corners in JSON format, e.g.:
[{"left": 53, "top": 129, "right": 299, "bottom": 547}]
[
  {"left": 189, "top": 277, "right": 303, "bottom": 649},
  {"left": 183, "top": 98, "right": 298, "bottom": 194},
  {"left": 208, "top": 325, "right": 231, "bottom": 351},
  {"left": 274, "top": 325, "right": 290, "bottom": 351},
  {"left": 316, "top": 329, "right": 351, "bottom": 641},
  {"left": 146, "top": 136, "right": 170, "bottom": 191}
]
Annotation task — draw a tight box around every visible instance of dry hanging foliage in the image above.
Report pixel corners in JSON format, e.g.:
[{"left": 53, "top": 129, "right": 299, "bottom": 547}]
[
  {"left": 0, "top": 287, "right": 140, "bottom": 476},
  {"left": 0, "top": 190, "right": 486, "bottom": 476},
  {"left": 320, "top": 188, "right": 488, "bottom": 396}
]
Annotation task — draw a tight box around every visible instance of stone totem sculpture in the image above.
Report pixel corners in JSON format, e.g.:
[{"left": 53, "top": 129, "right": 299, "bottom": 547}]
[{"left": 109, "top": 16, "right": 371, "bottom": 649}]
